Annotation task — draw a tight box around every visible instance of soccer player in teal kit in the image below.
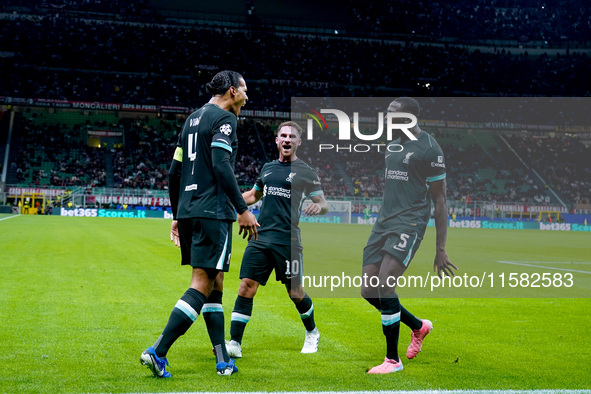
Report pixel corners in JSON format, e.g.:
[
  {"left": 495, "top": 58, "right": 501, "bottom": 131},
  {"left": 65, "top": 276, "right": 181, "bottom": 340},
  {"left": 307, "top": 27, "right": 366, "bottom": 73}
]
[
  {"left": 226, "top": 121, "right": 328, "bottom": 358},
  {"left": 140, "top": 70, "right": 258, "bottom": 378},
  {"left": 361, "top": 97, "right": 458, "bottom": 373}
]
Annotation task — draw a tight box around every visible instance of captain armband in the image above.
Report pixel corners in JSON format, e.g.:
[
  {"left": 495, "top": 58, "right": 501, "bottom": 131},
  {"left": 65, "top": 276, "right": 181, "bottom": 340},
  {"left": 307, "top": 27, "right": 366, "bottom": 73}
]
[{"left": 173, "top": 147, "right": 183, "bottom": 162}]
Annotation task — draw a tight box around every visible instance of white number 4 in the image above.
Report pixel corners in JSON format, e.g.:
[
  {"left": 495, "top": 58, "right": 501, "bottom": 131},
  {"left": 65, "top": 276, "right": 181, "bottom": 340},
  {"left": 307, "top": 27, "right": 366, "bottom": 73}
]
[{"left": 188, "top": 132, "right": 198, "bottom": 161}]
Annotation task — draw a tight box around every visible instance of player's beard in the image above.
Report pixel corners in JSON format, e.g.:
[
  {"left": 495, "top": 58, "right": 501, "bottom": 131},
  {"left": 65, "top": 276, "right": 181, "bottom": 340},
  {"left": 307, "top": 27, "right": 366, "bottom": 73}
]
[{"left": 281, "top": 144, "right": 297, "bottom": 160}]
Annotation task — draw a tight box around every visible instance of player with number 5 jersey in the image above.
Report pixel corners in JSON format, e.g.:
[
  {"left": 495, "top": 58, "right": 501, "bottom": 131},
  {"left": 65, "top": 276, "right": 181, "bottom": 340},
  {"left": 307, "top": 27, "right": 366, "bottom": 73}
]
[{"left": 361, "top": 97, "right": 458, "bottom": 374}]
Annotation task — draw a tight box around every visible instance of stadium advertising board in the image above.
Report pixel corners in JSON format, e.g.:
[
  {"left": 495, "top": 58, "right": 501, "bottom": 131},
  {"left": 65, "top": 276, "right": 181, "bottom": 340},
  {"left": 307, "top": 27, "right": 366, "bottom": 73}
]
[
  {"left": 87, "top": 130, "right": 123, "bottom": 137},
  {"left": 8, "top": 187, "right": 67, "bottom": 197},
  {"left": 483, "top": 203, "right": 568, "bottom": 214},
  {"left": 540, "top": 222, "right": 591, "bottom": 232},
  {"left": 354, "top": 216, "right": 591, "bottom": 232},
  {"left": 448, "top": 219, "right": 590, "bottom": 232},
  {"left": 54, "top": 207, "right": 347, "bottom": 223},
  {"left": 54, "top": 207, "right": 172, "bottom": 219},
  {"left": 0, "top": 96, "right": 191, "bottom": 114},
  {"left": 300, "top": 214, "right": 344, "bottom": 223},
  {"left": 92, "top": 195, "right": 171, "bottom": 206},
  {"left": 51, "top": 208, "right": 591, "bottom": 232}
]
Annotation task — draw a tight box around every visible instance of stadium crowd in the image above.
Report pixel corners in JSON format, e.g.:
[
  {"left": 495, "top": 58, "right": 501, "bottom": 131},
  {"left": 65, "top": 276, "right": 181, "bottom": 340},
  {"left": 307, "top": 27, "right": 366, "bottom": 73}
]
[
  {"left": 0, "top": 0, "right": 150, "bottom": 16},
  {"left": 506, "top": 133, "right": 591, "bottom": 205},
  {"left": 3, "top": 0, "right": 591, "bottom": 45},
  {"left": 346, "top": 0, "right": 591, "bottom": 43},
  {"left": 2, "top": 1, "right": 590, "bottom": 208},
  {"left": 331, "top": 129, "right": 560, "bottom": 204},
  {"left": 1, "top": 14, "right": 591, "bottom": 113},
  {"left": 12, "top": 115, "right": 107, "bottom": 187},
  {"left": 8, "top": 106, "right": 590, "bottom": 206}
]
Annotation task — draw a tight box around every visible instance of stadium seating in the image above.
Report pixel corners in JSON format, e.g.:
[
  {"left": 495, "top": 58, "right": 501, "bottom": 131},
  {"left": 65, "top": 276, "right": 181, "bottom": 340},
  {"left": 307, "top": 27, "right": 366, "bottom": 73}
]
[
  {"left": 346, "top": 0, "right": 591, "bottom": 43},
  {"left": 1, "top": 10, "right": 591, "bottom": 113},
  {"left": 6, "top": 104, "right": 590, "bottom": 206},
  {"left": 1, "top": 2, "right": 590, "bottom": 208}
]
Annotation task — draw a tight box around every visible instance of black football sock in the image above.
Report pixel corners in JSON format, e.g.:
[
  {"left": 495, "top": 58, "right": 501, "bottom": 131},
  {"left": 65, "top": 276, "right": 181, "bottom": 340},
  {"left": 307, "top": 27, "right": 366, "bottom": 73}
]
[
  {"left": 202, "top": 290, "right": 229, "bottom": 363},
  {"left": 154, "top": 288, "right": 206, "bottom": 358},
  {"left": 295, "top": 294, "right": 315, "bottom": 332},
  {"left": 381, "top": 296, "right": 401, "bottom": 362},
  {"left": 400, "top": 304, "right": 422, "bottom": 331},
  {"left": 230, "top": 295, "right": 253, "bottom": 344},
  {"left": 365, "top": 297, "right": 382, "bottom": 311}
]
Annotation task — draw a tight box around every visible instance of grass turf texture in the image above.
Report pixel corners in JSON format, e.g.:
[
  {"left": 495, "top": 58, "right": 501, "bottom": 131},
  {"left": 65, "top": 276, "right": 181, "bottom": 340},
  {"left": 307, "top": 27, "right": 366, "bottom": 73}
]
[{"left": 0, "top": 214, "right": 589, "bottom": 393}]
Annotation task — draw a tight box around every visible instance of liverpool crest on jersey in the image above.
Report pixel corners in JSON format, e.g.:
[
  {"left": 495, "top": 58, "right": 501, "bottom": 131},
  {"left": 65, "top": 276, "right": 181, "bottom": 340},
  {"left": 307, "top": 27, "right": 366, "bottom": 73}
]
[
  {"left": 403, "top": 152, "right": 414, "bottom": 164},
  {"left": 286, "top": 172, "right": 296, "bottom": 182}
]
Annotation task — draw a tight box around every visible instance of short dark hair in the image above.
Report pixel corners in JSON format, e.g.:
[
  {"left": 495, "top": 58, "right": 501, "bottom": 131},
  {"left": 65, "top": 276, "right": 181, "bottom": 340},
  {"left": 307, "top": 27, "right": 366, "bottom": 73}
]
[
  {"left": 388, "top": 97, "right": 420, "bottom": 117},
  {"left": 277, "top": 121, "right": 303, "bottom": 137},
  {"left": 205, "top": 70, "right": 244, "bottom": 95}
]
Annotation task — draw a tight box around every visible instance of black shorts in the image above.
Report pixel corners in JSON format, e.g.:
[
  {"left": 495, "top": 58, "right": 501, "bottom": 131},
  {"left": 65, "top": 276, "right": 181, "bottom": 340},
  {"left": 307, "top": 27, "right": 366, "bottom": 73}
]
[
  {"left": 239, "top": 241, "right": 303, "bottom": 286},
  {"left": 363, "top": 230, "right": 422, "bottom": 268},
  {"left": 178, "top": 218, "right": 232, "bottom": 272}
]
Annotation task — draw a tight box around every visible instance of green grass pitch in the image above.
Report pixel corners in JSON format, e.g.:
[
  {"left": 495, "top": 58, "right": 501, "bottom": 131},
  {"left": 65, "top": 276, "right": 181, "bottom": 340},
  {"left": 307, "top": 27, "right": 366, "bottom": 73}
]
[{"left": 0, "top": 213, "right": 590, "bottom": 393}]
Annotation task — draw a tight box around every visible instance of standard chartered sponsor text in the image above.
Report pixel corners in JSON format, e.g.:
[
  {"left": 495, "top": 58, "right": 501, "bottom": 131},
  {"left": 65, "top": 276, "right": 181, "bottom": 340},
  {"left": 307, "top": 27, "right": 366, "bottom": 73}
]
[{"left": 267, "top": 186, "right": 291, "bottom": 198}]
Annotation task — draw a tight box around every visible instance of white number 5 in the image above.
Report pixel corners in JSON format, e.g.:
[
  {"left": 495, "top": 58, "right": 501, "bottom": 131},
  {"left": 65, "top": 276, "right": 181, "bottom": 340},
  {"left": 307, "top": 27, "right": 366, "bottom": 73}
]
[
  {"left": 396, "top": 233, "right": 409, "bottom": 249},
  {"left": 394, "top": 233, "right": 410, "bottom": 250}
]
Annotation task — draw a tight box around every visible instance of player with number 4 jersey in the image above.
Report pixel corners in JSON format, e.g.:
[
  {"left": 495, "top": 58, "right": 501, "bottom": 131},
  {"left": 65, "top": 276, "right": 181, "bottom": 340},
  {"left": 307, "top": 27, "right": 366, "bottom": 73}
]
[
  {"left": 141, "top": 71, "right": 258, "bottom": 379},
  {"left": 175, "top": 102, "right": 239, "bottom": 221},
  {"left": 225, "top": 121, "right": 328, "bottom": 359}
]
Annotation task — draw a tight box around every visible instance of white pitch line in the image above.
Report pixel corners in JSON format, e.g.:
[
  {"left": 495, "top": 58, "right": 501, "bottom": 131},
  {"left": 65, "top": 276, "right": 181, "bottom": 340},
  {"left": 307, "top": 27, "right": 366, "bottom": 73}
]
[
  {"left": 0, "top": 214, "right": 19, "bottom": 222},
  {"left": 511, "top": 261, "right": 591, "bottom": 265},
  {"left": 118, "top": 390, "right": 591, "bottom": 394},
  {"left": 497, "top": 260, "right": 591, "bottom": 275}
]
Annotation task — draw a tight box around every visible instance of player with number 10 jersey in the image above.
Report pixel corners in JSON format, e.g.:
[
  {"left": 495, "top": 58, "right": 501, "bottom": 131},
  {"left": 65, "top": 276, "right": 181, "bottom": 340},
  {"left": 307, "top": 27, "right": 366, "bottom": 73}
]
[{"left": 225, "top": 121, "right": 328, "bottom": 359}]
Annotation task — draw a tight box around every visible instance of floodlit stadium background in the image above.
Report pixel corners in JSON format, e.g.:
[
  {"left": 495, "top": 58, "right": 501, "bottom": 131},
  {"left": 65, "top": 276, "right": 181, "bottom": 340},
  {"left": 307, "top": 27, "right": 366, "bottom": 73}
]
[{"left": 0, "top": 1, "right": 590, "bottom": 393}]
